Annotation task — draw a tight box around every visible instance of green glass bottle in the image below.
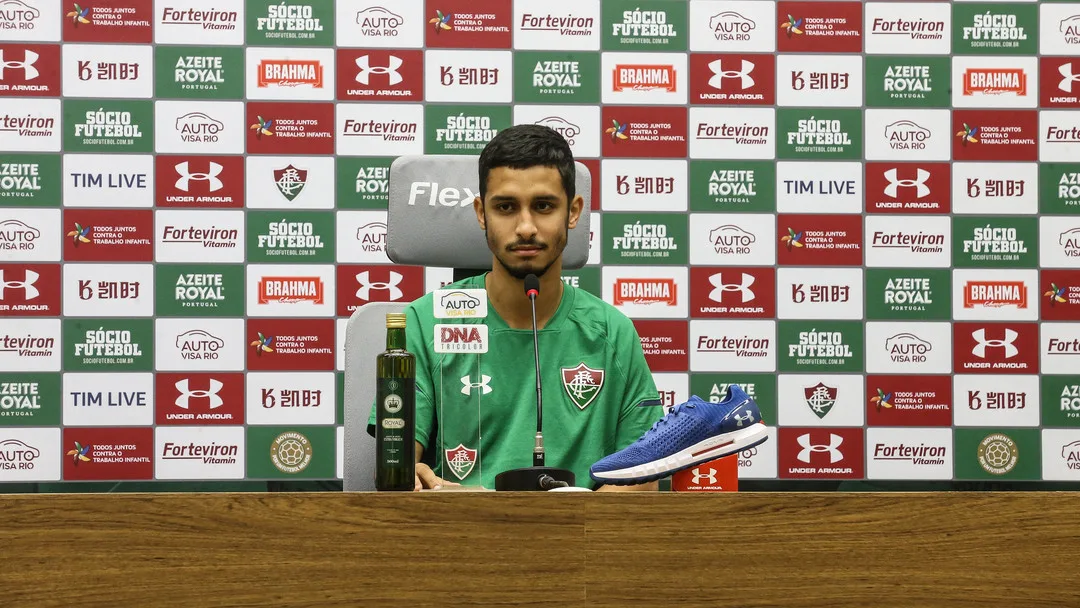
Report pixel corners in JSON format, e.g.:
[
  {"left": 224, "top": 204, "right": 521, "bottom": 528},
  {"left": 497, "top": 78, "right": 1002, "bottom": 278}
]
[{"left": 375, "top": 312, "right": 416, "bottom": 491}]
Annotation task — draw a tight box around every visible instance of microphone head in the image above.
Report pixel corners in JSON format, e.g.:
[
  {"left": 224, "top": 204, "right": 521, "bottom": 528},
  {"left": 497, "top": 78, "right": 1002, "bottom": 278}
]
[{"left": 524, "top": 274, "right": 540, "bottom": 297}]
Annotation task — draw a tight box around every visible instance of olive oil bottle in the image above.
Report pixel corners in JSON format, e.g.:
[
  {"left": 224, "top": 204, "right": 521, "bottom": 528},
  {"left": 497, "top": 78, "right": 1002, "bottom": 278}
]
[{"left": 375, "top": 312, "right": 416, "bottom": 491}]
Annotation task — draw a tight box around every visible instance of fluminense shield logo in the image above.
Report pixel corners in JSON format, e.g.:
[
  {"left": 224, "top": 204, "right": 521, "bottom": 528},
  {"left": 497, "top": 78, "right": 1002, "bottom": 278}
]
[
  {"left": 0, "top": 268, "right": 38, "bottom": 300},
  {"left": 174, "top": 378, "right": 224, "bottom": 409},
  {"left": 708, "top": 59, "right": 755, "bottom": 90},
  {"left": 797, "top": 432, "right": 843, "bottom": 463},
  {"left": 804, "top": 382, "right": 836, "bottom": 419},
  {"left": 972, "top": 328, "right": 1019, "bottom": 358},
  {"left": 1060, "top": 63, "right": 1080, "bottom": 93},
  {"left": 0, "top": 49, "right": 38, "bottom": 80},
  {"left": 562, "top": 362, "right": 604, "bottom": 410},
  {"left": 709, "top": 272, "right": 755, "bottom": 303},
  {"left": 883, "top": 168, "right": 930, "bottom": 198},
  {"left": 444, "top": 443, "right": 476, "bottom": 480},
  {"left": 355, "top": 270, "right": 403, "bottom": 300},
  {"left": 175, "top": 161, "right": 223, "bottom": 193},
  {"left": 355, "top": 54, "right": 402, "bottom": 85},
  {"left": 273, "top": 165, "right": 307, "bottom": 201}
]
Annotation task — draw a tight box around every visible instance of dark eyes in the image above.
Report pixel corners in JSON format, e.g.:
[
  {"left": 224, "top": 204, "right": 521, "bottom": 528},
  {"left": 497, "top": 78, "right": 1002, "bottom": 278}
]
[{"left": 496, "top": 202, "right": 554, "bottom": 212}]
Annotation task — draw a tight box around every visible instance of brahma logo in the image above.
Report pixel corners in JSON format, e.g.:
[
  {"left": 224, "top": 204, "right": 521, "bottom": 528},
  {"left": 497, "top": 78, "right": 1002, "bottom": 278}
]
[
  {"left": 434, "top": 324, "right": 488, "bottom": 354},
  {"left": 964, "top": 68, "right": 1026, "bottom": 96},
  {"left": 964, "top": 281, "right": 1028, "bottom": 309},
  {"left": 257, "top": 59, "right": 324, "bottom": 89},
  {"left": 257, "top": 276, "right": 324, "bottom": 305},
  {"left": 613, "top": 64, "right": 676, "bottom": 92},
  {"left": 613, "top": 278, "right": 677, "bottom": 306}
]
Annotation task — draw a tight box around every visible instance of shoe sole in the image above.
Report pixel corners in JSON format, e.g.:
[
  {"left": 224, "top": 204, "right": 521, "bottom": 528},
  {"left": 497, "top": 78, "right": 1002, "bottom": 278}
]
[{"left": 590, "top": 423, "right": 770, "bottom": 486}]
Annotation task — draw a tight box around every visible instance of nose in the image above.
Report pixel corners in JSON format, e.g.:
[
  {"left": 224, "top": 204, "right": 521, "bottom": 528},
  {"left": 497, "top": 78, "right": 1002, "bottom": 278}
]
[{"left": 515, "top": 209, "right": 538, "bottom": 241}]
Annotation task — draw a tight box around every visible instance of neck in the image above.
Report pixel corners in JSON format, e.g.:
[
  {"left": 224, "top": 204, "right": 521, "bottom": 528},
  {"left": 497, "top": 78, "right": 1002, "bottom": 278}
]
[{"left": 485, "top": 261, "right": 564, "bottom": 330}]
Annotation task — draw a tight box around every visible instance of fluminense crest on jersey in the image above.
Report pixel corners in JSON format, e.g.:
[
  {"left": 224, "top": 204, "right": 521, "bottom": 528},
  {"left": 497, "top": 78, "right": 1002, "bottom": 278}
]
[{"left": 561, "top": 362, "right": 604, "bottom": 410}]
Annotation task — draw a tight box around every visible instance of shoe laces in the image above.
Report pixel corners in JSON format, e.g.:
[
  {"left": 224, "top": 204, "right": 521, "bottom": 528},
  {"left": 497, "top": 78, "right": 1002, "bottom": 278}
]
[{"left": 645, "top": 401, "right": 697, "bottom": 435}]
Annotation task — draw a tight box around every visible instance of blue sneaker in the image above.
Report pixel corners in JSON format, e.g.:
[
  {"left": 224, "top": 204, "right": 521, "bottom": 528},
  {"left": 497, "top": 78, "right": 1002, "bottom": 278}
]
[{"left": 589, "top": 386, "right": 769, "bottom": 485}]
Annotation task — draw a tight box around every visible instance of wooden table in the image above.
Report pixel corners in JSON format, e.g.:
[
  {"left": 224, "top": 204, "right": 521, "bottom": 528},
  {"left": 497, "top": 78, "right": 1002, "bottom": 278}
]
[{"left": 0, "top": 492, "right": 1077, "bottom": 607}]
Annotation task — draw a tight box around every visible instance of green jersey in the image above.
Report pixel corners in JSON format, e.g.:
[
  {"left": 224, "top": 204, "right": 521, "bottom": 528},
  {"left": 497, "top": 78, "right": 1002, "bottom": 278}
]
[{"left": 367, "top": 273, "right": 663, "bottom": 489}]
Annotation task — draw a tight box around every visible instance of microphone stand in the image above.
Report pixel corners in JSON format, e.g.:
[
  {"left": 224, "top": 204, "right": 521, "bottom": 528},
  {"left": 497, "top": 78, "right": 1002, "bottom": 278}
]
[{"left": 494, "top": 275, "right": 577, "bottom": 492}]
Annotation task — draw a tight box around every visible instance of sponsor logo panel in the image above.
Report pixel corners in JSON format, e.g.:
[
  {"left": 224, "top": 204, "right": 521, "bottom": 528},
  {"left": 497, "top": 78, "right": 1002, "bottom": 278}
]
[
  {"left": 0, "top": 43, "right": 61, "bottom": 96},
  {"left": 0, "top": 263, "right": 60, "bottom": 316},
  {"left": 776, "top": 267, "right": 863, "bottom": 321},
  {"left": 864, "top": 56, "right": 951, "bottom": 108},
  {"left": 424, "top": 103, "right": 511, "bottom": 156},
  {"left": 865, "top": 268, "right": 952, "bottom": 321},
  {"left": 688, "top": 106, "right": 774, "bottom": 160},
  {"left": 245, "top": 155, "right": 334, "bottom": 210},
  {"left": 61, "top": 262, "right": 153, "bottom": 317},
  {"left": 777, "top": 320, "right": 864, "bottom": 373},
  {"left": 952, "top": 163, "right": 1037, "bottom": 216},
  {"left": 0, "top": 427, "right": 61, "bottom": 481},
  {"left": 62, "top": 426, "right": 154, "bottom": 480},
  {"left": 61, "top": 208, "right": 153, "bottom": 262},
  {"left": 155, "top": 317, "right": 245, "bottom": 372},
  {"left": 153, "top": 45, "right": 244, "bottom": 100},
  {"left": 246, "top": 101, "right": 335, "bottom": 155},
  {"left": 62, "top": 318, "right": 153, "bottom": 372},
  {"left": 154, "top": 372, "right": 245, "bottom": 426},
  {"left": 154, "top": 155, "right": 244, "bottom": 208},
  {"left": 602, "top": 0, "right": 687, "bottom": 52},
  {"left": 0, "top": 373, "right": 63, "bottom": 427},
  {"left": 512, "top": 50, "right": 601, "bottom": 104},
  {"left": 154, "top": 100, "right": 245, "bottom": 155},
  {"left": 776, "top": 162, "right": 862, "bottom": 214},
  {"left": 952, "top": 109, "right": 1038, "bottom": 162},
  {"left": 425, "top": 48, "right": 513, "bottom": 103},
  {"left": 953, "top": 322, "right": 1040, "bottom": 375},
  {"left": 689, "top": 213, "right": 775, "bottom": 267},
  {"left": 0, "top": 0, "right": 62, "bottom": 43},
  {"left": 1040, "top": 57, "right": 1080, "bottom": 108},
  {"left": 62, "top": 153, "right": 153, "bottom": 208},
  {"left": 688, "top": 1, "right": 777, "bottom": 53},
  {"left": 1042, "top": 323, "right": 1080, "bottom": 375},
  {"left": 865, "top": 374, "right": 953, "bottom": 427},
  {"left": 245, "top": 425, "right": 336, "bottom": 478},
  {"left": 1042, "top": 429, "right": 1080, "bottom": 481},
  {"left": 601, "top": 212, "right": 689, "bottom": 266},
  {"left": 61, "top": 42, "right": 153, "bottom": 98},
  {"left": 952, "top": 216, "right": 1039, "bottom": 269},
  {"left": 515, "top": 105, "right": 600, "bottom": 160},
  {"left": 953, "top": 428, "right": 1040, "bottom": 480},
  {"left": 62, "top": 0, "right": 154, "bottom": 44},
  {"left": 62, "top": 372, "right": 153, "bottom": 427},
  {"left": 688, "top": 160, "right": 776, "bottom": 213},
  {"left": 777, "top": 213, "right": 864, "bottom": 267},
  {"left": 864, "top": 109, "right": 951, "bottom": 162},
  {"left": 864, "top": 3, "right": 951, "bottom": 56},
  {"left": 865, "top": 321, "right": 952, "bottom": 374},
  {"left": 245, "top": 46, "right": 334, "bottom": 101},
  {"left": 689, "top": 53, "right": 775, "bottom": 106},
  {"left": 776, "top": 108, "right": 863, "bottom": 160},
  {"left": 246, "top": 263, "right": 335, "bottom": 317},
  {"left": 951, "top": 56, "right": 1037, "bottom": 109},
  {"left": 775, "top": 2, "right": 863, "bottom": 54},
  {"left": 601, "top": 266, "right": 688, "bottom": 320},
  {"left": 952, "top": 269, "right": 1038, "bottom": 321},
  {"left": 424, "top": 0, "right": 513, "bottom": 49},
  {"left": 0, "top": 154, "right": 62, "bottom": 207},
  {"left": 952, "top": 4, "right": 1038, "bottom": 56},
  {"left": 777, "top": 374, "right": 865, "bottom": 427},
  {"left": 866, "top": 427, "right": 953, "bottom": 480},
  {"left": 155, "top": 0, "right": 245, "bottom": 46},
  {"left": 246, "top": 318, "right": 336, "bottom": 371},
  {"left": 513, "top": 0, "right": 601, "bottom": 51},
  {"left": 602, "top": 106, "right": 688, "bottom": 159},
  {"left": 336, "top": 264, "right": 425, "bottom": 316},
  {"left": 0, "top": 98, "right": 62, "bottom": 152},
  {"left": 954, "top": 374, "right": 1040, "bottom": 428},
  {"left": 776, "top": 54, "right": 863, "bottom": 107},
  {"left": 634, "top": 320, "right": 689, "bottom": 372},
  {"left": 600, "top": 159, "right": 686, "bottom": 212},
  {"left": 689, "top": 266, "right": 776, "bottom": 319},
  {"left": 154, "top": 209, "right": 244, "bottom": 264},
  {"left": 601, "top": 51, "right": 688, "bottom": 106},
  {"left": 864, "top": 215, "right": 951, "bottom": 268},
  {"left": 336, "top": 48, "right": 423, "bottom": 102},
  {"left": 155, "top": 425, "right": 245, "bottom": 480},
  {"left": 336, "top": 1, "right": 424, "bottom": 49},
  {"left": 246, "top": 372, "right": 336, "bottom": 426},
  {"left": 0, "top": 318, "right": 61, "bottom": 372},
  {"left": 778, "top": 427, "right": 864, "bottom": 479},
  {"left": 1, "top": 208, "right": 62, "bottom": 261},
  {"left": 689, "top": 319, "right": 777, "bottom": 373},
  {"left": 245, "top": 0, "right": 335, "bottom": 47},
  {"left": 865, "top": 162, "right": 951, "bottom": 214},
  {"left": 63, "top": 98, "right": 153, "bottom": 153},
  {"left": 1041, "top": 270, "right": 1080, "bottom": 321}
]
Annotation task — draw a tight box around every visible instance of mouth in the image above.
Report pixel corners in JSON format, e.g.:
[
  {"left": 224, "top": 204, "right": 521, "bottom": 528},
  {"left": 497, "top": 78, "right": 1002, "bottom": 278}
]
[{"left": 510, "top": 245, "right": 544, "bottom": 258}]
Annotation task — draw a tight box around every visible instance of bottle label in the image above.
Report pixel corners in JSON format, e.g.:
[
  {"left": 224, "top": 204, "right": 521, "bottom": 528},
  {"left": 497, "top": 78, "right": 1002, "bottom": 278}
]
[{"left": 376, "top": 376, "right": 414, "bottom": 472}]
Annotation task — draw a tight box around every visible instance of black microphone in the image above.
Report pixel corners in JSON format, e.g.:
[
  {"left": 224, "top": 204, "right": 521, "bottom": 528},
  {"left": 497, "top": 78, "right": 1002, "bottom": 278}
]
[
  {"left": 493, "top": 274, "right": 577, "bottom": 491},
  {"left": 524, "top": 273, "right": 544, "bottom": 468}
]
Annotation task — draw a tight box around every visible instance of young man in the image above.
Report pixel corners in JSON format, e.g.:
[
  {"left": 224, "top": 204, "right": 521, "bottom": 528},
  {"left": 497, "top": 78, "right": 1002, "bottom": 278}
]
[{"left": 367, "top": 124, "right": 664, "bottom": 491}]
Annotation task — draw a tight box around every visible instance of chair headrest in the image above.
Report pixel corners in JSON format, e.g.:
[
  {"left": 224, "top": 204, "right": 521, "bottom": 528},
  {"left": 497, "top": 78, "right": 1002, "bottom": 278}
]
[{"left": 386, "top": 155, "right": 591, "bottom": 270}]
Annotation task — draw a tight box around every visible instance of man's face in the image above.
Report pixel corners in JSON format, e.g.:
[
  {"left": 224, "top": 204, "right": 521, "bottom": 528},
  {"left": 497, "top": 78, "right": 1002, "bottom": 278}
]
[{"left": 475, "top": 165, "right": 582, "bottom": 280}]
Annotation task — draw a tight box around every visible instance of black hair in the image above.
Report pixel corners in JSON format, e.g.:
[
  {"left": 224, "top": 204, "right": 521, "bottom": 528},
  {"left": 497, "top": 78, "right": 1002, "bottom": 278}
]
[{"left": 477, "top": 124, "right": 576, "bottom": 202}]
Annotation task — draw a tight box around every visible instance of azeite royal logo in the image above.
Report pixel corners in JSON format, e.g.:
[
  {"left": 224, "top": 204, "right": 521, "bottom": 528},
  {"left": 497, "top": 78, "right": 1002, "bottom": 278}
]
[
  {"left": 1042, "top": 270, "right": 1080, "bottom": 321},
  {"left": 62, "top": 0, "right": 154, "bottom": 44},
  {"left": 246, "top": 102, "right": 334, "bottom": 155},
  {"left": 154, "top": 372, "right": 244, "bottom": 425},
  {"left": 336, "top": 49, "right": 423, "bottom": 102},
  {"left": 864, "top": 57, "right": 950, "bottom": 109},
  {"left": 62, "top": 209, "right": 153, "bottom": 262},
  {"left": 865, "top": 375, "right": 952, "bottom": 427},
  {"left": 601, "top": 106, "right": 687, "bottom": 158},
  {"left": 0, "top": 154, "right": 60, "bottom": 205},
  {"left": 952, "top": 110, "right": 1038, "bottom": 162},
  {"left": 0, "top": 44, "right": 61, "bottom": 96},
  {"left": 0, "top": 264, "right": 60, "bottom": 316},
  {"left": 247, "top": 318, "right": 335, "bottom": 371},
  {"left": 154, "top": 46, "right": 244, "bottom": 100},
  {"left": 689, "top": 53, "right": 775, "bottom": 106},
  {"left": 953, "top": 322, "right": 1039, "bottom": 375},
  {"left": 865, "top": 163, "right": 951, "bottom": 214},
  {"left": 776, "top": 2, "right": 863, "bottom": 54},
  {"left": 777, "top": 214, "right": 863, "bottom": 267},
  {"left": 155, "top": 155, "right": 244, "bottom": 208},
  {"left": 689, "top": 267, "right": 776, "bottom": 319}
]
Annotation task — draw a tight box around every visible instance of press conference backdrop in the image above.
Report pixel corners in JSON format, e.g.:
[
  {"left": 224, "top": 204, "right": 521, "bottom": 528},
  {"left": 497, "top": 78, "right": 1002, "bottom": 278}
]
[{"left": 1, "top": 0, "right": 1080, "bottom": 492}]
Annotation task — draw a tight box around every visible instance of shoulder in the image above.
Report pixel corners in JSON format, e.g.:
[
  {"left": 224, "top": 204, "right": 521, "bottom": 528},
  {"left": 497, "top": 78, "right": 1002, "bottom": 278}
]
[
  {"left": 403, "top": 273, "right": 486, "bottom": 322},
  {"left": 565, "top": 285, "right": 640, "bottom": 344}
]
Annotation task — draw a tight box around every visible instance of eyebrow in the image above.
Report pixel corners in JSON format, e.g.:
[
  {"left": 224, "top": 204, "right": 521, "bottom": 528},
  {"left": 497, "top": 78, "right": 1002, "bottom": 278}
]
[{"left": 489, "top": 194, "right": 560, "bottom": 202}]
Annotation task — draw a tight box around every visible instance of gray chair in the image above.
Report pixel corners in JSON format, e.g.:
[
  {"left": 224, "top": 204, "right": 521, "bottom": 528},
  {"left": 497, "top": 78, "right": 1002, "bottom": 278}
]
[{"left": 343, "top": 155, "right": 592, "bottom": 491}]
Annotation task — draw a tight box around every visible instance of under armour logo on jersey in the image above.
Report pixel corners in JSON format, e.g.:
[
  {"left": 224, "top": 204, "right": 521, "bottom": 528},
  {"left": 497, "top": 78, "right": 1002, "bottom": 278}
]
[
  {"left": 707, "top": 59, "right": 754, "bottom": 90},
  {"left": 797, "top": 433, "right": 843, "bottom": 464},
  {"left": 708, "top": 272, "right": 755, "bottom": 303},
  {"left": 0, "top": 49, "right": 39, "bottom": 80},
  {"left": 460, "top": 374, "right": 492, "bottom": 395},
  {"left": 355, "top": 271, "right": 404, "bottom": 301},
  {"left": 355, "top": 55, "right": 403, "bottom": 86},
  {"left": 175, "top": 161, "right": 224, "bottom": 192},
  {"left": 0, "top": 269, "right": 39, "bottom": 300},
  {"left": 1060, "top": 62, "right": 1080, "bottom": 93},
  {"left": 174, "top": 378, "right": 224, "bottom": 409},
  {"left": 691, "top": 467, "right": 717, "bottom": 485},
  {"left": 971, "top": 328, "right": 1019, "bottom": 359},
  {"left": 883, "top": 168, "right": 931, "bottom": 199}
]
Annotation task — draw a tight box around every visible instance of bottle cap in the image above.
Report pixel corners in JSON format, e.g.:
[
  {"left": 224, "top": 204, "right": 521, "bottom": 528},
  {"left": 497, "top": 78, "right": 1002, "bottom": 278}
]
[{"left": 386, "top": 313, "right": 407, "bottom": 328}]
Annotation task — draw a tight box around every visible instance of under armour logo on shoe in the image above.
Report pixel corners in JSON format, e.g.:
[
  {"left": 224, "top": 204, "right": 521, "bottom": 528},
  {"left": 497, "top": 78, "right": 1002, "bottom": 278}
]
[
  {"left": 971, "top": 328, "right": 1019, "bottom": 359},
  {"left": 797, "top": 433, "right": 843, "bottom": 464},
  {"left": 355, "top": 54, "right": 403, "bottom": 86},
  {"left": 355, "top": 271, "right": 404, "bottom": 301},
  {"left": 175, "top": 161, "right": 224, "bottom": 192},
  {"left": 708, "top": 272, "right": 756, "bottom": 304},
  {"left": 707, "top": 59, "right": 755, "bottom": 90},
  {"left": 174, "top": 378, "right": 224, "bottom": 409},
  {"left": 0, "top": 269, "right": 39, "bottom": 300},
  {"left": 883, "top": 168, "right": 930, "bottom": 199},
  {"left": 733, "top": 410, "right": 755, "bottom": 427},
  {"left": 0, "top": 49, "right": 39, "bottom": 80}
]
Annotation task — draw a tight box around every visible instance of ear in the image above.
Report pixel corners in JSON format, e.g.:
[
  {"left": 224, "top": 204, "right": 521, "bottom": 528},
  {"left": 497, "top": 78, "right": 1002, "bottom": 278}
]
[
  {"left": 567, "top": 195, "right": 584, "bottom": 230},
  {"left": 474, "top": 196, "right": 486, "bottom": 230}
]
